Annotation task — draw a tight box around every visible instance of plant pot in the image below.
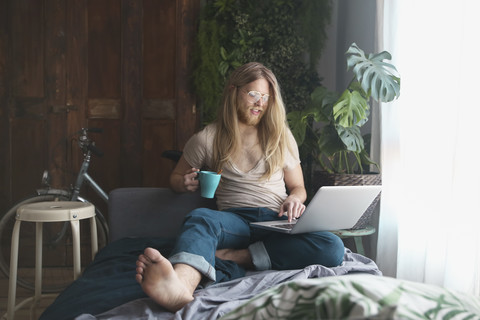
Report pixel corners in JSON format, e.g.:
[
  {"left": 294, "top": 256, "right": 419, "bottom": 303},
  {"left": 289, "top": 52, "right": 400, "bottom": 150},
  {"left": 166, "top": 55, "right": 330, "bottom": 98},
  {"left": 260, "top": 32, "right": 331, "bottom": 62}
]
[{"left": 311, "top": 171, "right": 382, "bottom": 229}]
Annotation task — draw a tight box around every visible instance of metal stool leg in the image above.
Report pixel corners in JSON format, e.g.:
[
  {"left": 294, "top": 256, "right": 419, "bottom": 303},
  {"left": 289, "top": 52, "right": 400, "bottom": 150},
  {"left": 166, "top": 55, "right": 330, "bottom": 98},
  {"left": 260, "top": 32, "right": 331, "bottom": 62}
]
[
  {"left": 35, "top": 222, "right": 43, "bottom": 297},
  {"left": 70, "top": 220, "right": 81, "bottom": 280},
  {"left": 30, "top": 222, "right": 43, "bottom": 318},
  {"left": 7, "top": 220, "right": 22, "bottom": 320},
  {"left": 354, "top": 236, "right": 365, "bottom": 256},
  {"left": 89, "top": 217, "right": 98, "bottom": 259}
]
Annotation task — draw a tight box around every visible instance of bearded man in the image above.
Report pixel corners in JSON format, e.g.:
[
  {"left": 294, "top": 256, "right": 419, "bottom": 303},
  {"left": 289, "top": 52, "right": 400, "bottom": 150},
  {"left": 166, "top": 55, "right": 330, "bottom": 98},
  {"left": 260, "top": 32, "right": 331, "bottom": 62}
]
[{"left": 136, "top": 62, "right": 344, "bottom": 312}]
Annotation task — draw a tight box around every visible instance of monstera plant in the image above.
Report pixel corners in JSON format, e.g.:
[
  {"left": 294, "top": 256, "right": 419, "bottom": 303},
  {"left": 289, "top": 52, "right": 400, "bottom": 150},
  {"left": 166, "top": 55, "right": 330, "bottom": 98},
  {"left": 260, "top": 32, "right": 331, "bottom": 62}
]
[{"left": 288, "top": 43, "right": 400, "bottom": 176}]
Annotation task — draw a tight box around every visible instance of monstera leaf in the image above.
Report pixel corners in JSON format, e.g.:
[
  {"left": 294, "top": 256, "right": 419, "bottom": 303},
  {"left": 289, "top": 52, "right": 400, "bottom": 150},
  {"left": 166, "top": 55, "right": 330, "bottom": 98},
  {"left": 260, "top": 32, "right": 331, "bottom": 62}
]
[
  {"left": 337, "top": 125, "right": 364, "bottom": 153},
  {"left": 333, "top": 89, "right": 368, "bottom": 128},
  {"left": 346, "top": 43, "right": 400, "bottom": 102}
]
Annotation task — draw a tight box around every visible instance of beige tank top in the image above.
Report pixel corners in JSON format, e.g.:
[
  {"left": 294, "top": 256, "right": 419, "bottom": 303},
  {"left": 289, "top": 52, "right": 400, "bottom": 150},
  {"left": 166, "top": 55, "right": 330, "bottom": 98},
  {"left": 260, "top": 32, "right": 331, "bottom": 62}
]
[{"left": 182, "top": 124, "right": 300, "bottom": 212}]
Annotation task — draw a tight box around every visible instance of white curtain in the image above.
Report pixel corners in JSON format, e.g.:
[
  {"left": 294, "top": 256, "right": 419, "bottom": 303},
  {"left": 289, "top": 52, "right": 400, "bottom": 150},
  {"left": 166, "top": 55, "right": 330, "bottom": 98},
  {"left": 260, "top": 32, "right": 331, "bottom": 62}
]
[{"left": 376, "top": 0, "right": 480, "bottom": 295}]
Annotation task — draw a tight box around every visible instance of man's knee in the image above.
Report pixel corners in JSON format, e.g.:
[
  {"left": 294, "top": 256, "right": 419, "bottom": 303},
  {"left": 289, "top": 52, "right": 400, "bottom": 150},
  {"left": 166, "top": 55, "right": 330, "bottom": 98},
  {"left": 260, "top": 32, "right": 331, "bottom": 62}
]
[
  {"left": 315, "top": 232, "right": 344, "bottom": 267},
  {"left": 185, "top": 208, "right": 217, "bottom": 223},
  {"left": 292, "top": 232, "right": 344, "bottom": 267},
  {"left": 265, "top": 232, "right": 344, "bottom": 269}
]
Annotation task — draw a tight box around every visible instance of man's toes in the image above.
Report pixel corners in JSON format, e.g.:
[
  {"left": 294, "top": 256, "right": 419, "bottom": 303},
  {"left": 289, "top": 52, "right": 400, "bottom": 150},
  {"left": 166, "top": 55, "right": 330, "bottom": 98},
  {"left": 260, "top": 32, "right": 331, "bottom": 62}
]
[
  {"left": 136, "top": 259, "right": 146, "bottom": 268},
  {"left": 143, "top": 247, "right": 163, "bottom": 262},
  {"left": 138, "top": 254, "right": 151, "bottom": 265}
]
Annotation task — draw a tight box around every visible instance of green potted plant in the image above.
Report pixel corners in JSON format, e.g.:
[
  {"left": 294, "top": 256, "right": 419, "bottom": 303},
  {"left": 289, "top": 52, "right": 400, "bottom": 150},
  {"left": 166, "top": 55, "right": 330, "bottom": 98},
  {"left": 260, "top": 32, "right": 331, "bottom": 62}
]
[{"left": 288, "top": 43, "right": 400, "bottom": 186}]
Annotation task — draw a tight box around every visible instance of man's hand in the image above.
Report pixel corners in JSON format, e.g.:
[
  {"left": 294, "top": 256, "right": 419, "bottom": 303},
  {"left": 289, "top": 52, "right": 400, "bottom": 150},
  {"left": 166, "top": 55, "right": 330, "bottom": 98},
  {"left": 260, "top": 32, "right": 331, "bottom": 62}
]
[
  {"left": 279, "top": 195, "right": 306, "bottom": 222},
  {"left": 183, "top": 168, "right": 200, "bottom": 192},
  {"left": 170, "top": 155, "right": 201, "bottom": 193}
]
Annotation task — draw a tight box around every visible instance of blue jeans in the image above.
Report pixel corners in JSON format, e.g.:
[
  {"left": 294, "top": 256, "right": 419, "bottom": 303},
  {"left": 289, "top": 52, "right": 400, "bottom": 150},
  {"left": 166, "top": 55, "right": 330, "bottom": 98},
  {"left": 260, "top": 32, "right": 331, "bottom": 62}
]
[{"left": 168, "top": 207, "right": 344, "bottom": 284}]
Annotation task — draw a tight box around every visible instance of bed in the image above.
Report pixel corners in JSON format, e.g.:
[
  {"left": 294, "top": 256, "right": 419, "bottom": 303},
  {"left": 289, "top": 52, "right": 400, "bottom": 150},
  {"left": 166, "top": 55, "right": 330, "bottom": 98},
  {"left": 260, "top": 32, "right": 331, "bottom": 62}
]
[{"left": 39, "top": 188, "right": 480, "bottom": 320}]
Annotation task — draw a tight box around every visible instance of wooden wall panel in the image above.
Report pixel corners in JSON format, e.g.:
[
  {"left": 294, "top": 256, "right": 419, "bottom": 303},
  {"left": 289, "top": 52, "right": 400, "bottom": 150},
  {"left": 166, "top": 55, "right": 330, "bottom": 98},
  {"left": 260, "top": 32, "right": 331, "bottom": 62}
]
[
  {"left": 10, "top": 0, "right": 48, "bottom": 201},
  {"left": 66, "top": 0, "right": 88, "bottom": 175},
  {"left": 88, "top": 99, "right": 122, "bottom": 119},
  {"left": 0, "top": 0, "right": 9, "bottom": 211},
  {"left": 45, "top": 0, "right": 67, "bottom": 189},
  {"left": 11, "top": 0, "right": 44, "bottom": 98},
  {"left": 11, "top": 120, "right": 47, "bottom": 200},
  {"left": 120, "top": 0, "right": 143, "bottom": 187},
  {"left": 142, "top": 0, "right": 178, "bottom": 186},
  {"left": 143, "top": 99, "right": 175, "bottom": 119},
  {"left": 143, "top": 0, "right": 176, "bottom": 99},
  {"left": 142, "top": 120, "right": 176, "bottom": 187},
  {"left": 1, "top": 0, "right": 202, "bottom": 214},
  {"left": 87, "top": 0, "right": 121, "bottom": 99},
  {"left": 175, "top": 0, "right": 200, "bottom": 149}
]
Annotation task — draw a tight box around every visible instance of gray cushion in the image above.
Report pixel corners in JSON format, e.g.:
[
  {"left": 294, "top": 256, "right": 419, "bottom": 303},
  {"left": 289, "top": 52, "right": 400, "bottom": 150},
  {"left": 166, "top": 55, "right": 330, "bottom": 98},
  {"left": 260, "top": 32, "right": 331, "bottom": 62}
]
[{"left": 108, "top": 188, "right": 217, "bottom": 242}]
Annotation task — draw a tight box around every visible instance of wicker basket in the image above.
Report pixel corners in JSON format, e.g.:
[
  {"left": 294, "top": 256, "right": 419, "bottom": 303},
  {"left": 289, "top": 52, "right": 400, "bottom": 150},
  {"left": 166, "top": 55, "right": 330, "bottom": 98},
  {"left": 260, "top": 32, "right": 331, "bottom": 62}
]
[{"left": 312, "top": 171, "right": 382, "bottom": 229}]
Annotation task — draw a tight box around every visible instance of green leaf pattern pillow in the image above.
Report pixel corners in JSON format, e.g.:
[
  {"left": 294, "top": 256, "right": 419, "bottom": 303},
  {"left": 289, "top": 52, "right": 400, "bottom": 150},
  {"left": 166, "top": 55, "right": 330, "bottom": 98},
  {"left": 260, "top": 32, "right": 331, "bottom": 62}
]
[{"left": 220, "top": 274, "right": 480, "bottom": 320}]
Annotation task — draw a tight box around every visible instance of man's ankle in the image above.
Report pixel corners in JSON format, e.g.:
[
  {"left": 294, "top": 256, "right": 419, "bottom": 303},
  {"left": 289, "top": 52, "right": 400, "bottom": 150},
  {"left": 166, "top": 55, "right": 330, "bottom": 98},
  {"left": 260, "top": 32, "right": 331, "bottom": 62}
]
[{"left": 216, "top": 249, "right": 254, "bottom": 269}]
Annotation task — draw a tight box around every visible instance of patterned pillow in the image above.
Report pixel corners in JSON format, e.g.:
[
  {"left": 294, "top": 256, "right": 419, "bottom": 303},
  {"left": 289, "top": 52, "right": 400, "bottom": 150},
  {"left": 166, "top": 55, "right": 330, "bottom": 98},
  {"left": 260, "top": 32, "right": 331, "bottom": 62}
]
[{"left": 220, "top": 274, "right": 480, "bottom": 320}]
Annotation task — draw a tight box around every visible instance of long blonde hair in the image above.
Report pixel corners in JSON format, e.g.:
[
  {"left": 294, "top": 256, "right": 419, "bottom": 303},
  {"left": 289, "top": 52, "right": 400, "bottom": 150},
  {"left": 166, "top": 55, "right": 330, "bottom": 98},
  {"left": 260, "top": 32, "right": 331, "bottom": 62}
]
[{"left": 213, "top": 62, "right": 293, "bottom": 179}]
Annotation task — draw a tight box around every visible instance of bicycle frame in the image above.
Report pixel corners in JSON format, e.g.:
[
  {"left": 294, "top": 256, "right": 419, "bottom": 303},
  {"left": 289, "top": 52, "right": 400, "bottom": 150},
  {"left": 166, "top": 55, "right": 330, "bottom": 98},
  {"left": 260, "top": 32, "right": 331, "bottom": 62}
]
[
  {"left": 71, "top": 150, "right": 108, "bottom": 203},
  {"left": 37, "top": 128, "right": 109, "bottom": 204}
]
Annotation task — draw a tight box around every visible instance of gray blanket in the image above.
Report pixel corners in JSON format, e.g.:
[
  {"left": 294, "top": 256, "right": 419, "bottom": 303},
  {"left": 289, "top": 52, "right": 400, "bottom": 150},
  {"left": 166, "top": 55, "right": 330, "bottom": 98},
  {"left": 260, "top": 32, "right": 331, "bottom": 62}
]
[{"left": 76, "top": 250, "right": 381, "bottom": 320}]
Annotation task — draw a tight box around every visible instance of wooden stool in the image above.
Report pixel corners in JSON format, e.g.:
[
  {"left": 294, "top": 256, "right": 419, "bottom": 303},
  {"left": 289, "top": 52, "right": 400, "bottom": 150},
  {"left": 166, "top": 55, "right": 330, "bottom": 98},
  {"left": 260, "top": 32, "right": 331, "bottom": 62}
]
[
  {"left": 6, "top": 201, "right": 97, "bottom": 320},
  {"left": 331, "top": 226, "right": 376, "bottom": 256}
]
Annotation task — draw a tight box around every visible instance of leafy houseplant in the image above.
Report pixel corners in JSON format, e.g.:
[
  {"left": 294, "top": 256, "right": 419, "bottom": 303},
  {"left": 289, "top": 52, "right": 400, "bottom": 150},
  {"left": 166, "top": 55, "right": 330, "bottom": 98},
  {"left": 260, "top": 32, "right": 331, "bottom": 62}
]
[{"left": 288, "top": 43, "right": 400, "bottom": 178}]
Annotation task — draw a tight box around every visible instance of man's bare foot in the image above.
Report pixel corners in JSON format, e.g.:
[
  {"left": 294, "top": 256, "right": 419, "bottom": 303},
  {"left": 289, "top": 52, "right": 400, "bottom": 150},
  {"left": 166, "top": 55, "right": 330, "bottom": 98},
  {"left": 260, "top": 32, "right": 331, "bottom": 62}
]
[
  {"left": 215, "top": 248, "right": 254, "bottom": 269},
  {"left": 136, "top": 247, "right": 195, "bottom": 312}
]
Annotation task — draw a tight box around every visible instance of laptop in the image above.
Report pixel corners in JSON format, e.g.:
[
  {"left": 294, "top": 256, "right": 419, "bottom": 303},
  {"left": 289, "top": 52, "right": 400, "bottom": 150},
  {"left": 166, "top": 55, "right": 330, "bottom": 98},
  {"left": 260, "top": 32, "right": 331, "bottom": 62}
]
[{"left": 250, "top": 185, "right": 382, "bottom": 234}]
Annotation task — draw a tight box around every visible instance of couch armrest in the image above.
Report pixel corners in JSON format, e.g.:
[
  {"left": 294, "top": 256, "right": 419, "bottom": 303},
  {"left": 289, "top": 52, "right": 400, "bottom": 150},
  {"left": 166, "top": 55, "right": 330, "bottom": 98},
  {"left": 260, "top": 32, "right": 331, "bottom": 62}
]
[{"left": 108, "top": 187, "right": 217, "bottom": 243}]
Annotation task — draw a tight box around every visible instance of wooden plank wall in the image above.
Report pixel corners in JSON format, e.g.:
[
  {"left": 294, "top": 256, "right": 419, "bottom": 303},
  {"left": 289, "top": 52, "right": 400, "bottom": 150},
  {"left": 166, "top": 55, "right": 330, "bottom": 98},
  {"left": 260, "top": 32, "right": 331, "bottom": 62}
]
[
  {"left": 0, "top": 0, "right": 201, "bottom": 221},
  {"left": 0, "top": 0, "right": 7, "bottom": 213}
]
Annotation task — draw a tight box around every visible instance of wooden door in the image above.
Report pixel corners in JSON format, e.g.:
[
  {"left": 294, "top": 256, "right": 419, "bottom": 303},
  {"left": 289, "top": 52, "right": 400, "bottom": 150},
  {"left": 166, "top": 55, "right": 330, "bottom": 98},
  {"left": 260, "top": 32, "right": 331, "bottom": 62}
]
[{"left": 0, "top": 0, "right": 200, "bottom": 219}]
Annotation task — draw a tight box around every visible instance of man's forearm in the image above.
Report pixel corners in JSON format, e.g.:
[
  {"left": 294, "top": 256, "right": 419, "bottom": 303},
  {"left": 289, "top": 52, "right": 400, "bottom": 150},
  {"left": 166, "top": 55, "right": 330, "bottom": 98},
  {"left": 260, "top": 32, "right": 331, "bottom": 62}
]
[
  {"left": 287, "top": 186, "right": 307, "bottom": 203},
  {"left": 170, "top": 172, "right": 186, "bottom": 193}
]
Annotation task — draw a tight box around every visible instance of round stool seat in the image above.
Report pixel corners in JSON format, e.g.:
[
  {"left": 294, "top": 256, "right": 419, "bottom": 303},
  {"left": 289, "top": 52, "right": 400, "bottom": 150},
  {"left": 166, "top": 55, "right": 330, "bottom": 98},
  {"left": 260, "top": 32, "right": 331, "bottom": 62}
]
[{"left": 16, "top": 201, "right": 95, "bottom": 222}]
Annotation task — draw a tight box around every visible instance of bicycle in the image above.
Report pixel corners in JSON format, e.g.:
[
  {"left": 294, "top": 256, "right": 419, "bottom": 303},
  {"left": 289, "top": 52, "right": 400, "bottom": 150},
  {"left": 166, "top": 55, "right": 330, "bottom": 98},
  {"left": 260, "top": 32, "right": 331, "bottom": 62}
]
[{"left": 0, "top": 128, "right": 109, "bottom": 293}]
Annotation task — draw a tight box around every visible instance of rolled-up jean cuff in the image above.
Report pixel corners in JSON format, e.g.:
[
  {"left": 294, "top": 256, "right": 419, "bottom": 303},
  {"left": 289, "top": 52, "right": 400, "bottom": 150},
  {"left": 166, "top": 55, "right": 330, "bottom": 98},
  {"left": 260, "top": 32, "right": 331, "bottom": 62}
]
[
  {"left": 169, "top": 252, "right": 216, "bottom": 286},
  {"left": 248, "top": 241, "right": 271, "bottom": 271}
]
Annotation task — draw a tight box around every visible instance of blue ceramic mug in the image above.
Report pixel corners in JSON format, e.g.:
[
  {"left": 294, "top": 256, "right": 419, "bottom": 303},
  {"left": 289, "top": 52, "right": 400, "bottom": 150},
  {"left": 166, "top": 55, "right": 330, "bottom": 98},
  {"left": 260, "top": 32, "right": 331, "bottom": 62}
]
[{"left": 197, "top": 171, "right": 221, "bottom": 198}]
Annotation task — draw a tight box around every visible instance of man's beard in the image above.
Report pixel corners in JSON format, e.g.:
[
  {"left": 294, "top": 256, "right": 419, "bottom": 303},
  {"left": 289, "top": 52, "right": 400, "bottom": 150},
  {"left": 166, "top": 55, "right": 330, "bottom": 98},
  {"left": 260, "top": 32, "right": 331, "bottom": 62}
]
[{"left": 237, "top": 106, "right": 264, "bottom": 126}]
